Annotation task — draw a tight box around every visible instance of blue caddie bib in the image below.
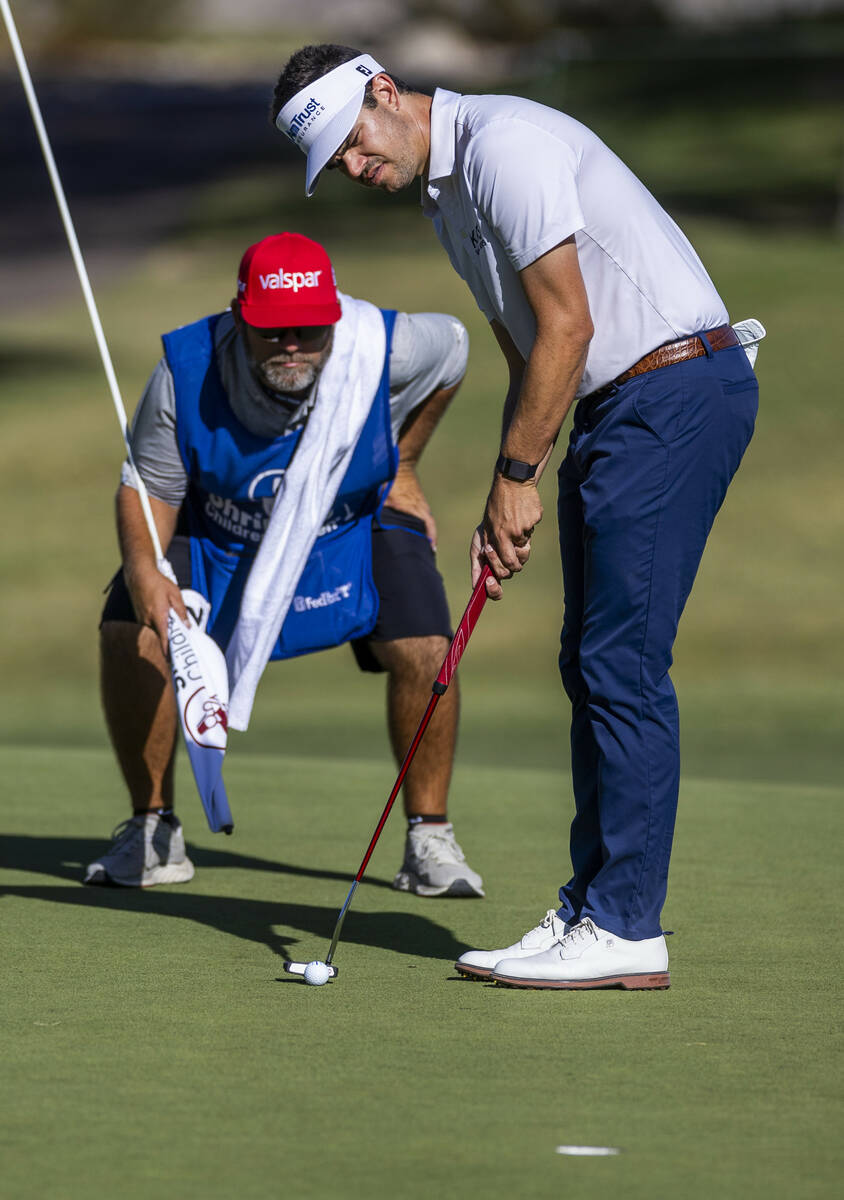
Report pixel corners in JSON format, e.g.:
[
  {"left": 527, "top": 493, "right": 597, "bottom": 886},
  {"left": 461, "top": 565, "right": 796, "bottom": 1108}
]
[{"left": 163, "top": 310, "right": 398, "bottom": 659}]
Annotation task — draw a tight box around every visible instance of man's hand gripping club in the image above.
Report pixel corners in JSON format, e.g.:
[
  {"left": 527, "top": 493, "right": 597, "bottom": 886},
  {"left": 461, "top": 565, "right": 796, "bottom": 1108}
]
[{"left": 471, "top": 475, "right": 542, "bottom": 601}]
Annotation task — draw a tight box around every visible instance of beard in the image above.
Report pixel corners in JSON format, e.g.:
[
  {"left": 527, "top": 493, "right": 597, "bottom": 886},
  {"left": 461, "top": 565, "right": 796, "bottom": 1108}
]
[
  {"left": 371, "top": 106, "right": 423, "bottom": 192},
  {"left": 381, "top": 150, "right": 419, "bottom": 192},
  {"left": 255, "top": 358, "right": 318, "bottom": 396}
]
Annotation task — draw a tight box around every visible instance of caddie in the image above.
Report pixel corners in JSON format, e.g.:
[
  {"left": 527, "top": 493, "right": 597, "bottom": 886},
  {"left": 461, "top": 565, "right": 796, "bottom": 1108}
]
[
  {"left": 271, "top": 47, "right": 764, "bottom": 988},
  {"left": 86, "top": 231, "right": 484, "bottom": 900}
]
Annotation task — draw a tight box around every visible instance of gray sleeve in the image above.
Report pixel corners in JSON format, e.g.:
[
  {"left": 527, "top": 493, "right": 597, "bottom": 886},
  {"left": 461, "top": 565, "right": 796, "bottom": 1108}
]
[
  {"left": 119, "top": 357, "right": 189, "bottom": 507},
  {"left": 388, "top": 312, "right": 469, "bottom": 441}
]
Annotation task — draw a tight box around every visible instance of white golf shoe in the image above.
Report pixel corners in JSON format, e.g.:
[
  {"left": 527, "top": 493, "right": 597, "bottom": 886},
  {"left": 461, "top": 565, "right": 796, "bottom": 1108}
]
[
  {"left": 392, "top": 822, "right": 484, "bottom": 898},
  {"left": 83, "top": 812, "right": 195, "bottom": 888},
  {"left": 455, "top": 908, "right": 569, "bottom": 979},
  {"left": 491, "top": 917, "right": 670, "bottom": 990}
]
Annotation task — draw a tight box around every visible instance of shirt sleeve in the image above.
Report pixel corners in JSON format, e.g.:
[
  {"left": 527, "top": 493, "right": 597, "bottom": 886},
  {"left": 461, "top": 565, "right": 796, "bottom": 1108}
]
[
  {"left": 468, "top": 119, "right": 585, "bottom": 271},
  {"left": 119, "top": 357, "right": 189, "bottom": 507},
  {"left": 387, "top": 312, "right": 469, "bottom": 441}
]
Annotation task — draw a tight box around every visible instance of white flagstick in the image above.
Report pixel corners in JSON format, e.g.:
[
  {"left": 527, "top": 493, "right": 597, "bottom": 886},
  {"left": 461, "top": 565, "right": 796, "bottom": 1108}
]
[
  {"left": 0, "top": 0, "right": 167, "bottom": 571},
  {"left": 3, "top": 0, "right": 233, "bottom": 832}
]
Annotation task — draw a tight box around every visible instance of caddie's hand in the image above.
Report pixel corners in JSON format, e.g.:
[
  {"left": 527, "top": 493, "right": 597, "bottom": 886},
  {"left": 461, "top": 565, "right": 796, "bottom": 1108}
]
[
  {"left": 387, "top": 464, "right": 438, "bottom": 550},
  {"left": 124, "top": 561, "right": 188, "bottom": 657},
  {"left": 471, "top": 475, "right": 542, "bottom": 600}
]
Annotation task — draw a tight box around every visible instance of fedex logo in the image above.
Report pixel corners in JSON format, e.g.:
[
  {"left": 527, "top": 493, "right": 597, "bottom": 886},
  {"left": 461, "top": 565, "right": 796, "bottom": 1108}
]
[
  {"left": 293, "top": 583, "right": 353, "bottom": 613},
  {"left": 259, "top": 268, "right": 323, "bottom": 292}
]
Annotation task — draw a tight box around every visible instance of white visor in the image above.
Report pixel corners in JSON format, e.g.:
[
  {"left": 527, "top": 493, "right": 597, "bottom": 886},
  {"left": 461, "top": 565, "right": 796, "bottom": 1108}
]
[{"left": 277, "top": 54, "right": 385, "bottom": 196}]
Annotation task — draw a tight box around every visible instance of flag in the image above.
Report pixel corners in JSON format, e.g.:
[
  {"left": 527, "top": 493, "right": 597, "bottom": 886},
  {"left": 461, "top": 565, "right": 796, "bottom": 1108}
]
[{"left": 167, "top": 589, "right": 234, "bottom": 834}]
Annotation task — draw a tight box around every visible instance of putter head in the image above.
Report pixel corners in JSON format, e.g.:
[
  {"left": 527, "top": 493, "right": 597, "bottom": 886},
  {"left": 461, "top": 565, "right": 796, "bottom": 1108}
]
[{"left": 283, "top": 960, "right": 339, "bottom": 978}]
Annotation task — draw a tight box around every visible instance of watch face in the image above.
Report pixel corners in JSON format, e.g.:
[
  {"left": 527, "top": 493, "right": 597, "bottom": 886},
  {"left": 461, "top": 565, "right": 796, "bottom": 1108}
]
[{"left": 497, "top": 454, "right": 536, "bottom": 482}]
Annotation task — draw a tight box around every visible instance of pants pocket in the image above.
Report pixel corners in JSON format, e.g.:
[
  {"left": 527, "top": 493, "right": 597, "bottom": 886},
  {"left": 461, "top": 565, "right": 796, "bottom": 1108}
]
[
  {"left": 630, "top": 369, "right": 687, "bottom": 445},
  {"left": 723, "top": 378, "right": 758, "bottom": 395}
]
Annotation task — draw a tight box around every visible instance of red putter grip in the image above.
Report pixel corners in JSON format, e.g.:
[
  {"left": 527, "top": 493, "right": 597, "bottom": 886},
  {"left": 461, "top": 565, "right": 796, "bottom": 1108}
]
[{"left": 434, "top": 565, "right": 493, "bottom": 692}]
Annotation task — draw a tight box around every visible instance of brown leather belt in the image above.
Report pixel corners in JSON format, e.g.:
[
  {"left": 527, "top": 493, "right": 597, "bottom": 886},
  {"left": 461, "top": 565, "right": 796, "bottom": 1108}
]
[{"left": 589, "top": 324, "right": 739, "bottom": 400}]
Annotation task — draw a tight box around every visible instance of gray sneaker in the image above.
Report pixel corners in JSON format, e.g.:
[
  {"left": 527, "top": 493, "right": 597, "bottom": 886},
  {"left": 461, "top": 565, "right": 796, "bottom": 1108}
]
[
  {"left": 392, "top": 822, "right": 484, "bottom": 898},
  {"left": 83, "top": 812, "right": 195, "bottom": 888}
]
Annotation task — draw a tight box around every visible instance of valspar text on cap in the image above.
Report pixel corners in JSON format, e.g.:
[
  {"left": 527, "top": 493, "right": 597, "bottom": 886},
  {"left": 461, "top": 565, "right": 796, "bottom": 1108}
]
[{"left": 236, "top": 232, "right": 341, "bottom": 327}]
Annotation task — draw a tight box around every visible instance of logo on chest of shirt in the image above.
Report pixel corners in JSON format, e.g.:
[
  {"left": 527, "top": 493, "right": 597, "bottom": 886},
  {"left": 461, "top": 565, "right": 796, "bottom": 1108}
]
[
  {"left": 201, "top": 469, "right": 282, "bottom": 541},
  {"left": 203, "top": 471, "right": 356, "bottom": 545},
  {"left": 247, "top": 469, "right": 286, "bottom": 502},
  {"left": 469, "top": 223, "right": 488, "bottom": 255},
  {"left": 204, "top": 493, "right": 268, "bottom": 542}
]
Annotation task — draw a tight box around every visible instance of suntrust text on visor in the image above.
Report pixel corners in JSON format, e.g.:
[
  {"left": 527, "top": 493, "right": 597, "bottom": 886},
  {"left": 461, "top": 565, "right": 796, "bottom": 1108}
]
[{"left": 277, "top": 54, "right": 385, "bottom": 196}]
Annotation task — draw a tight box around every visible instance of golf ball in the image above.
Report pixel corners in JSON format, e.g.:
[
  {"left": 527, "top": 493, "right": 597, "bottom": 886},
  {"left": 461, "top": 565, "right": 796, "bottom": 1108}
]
[{"left": 303, "top": 960, "right": 331, "bottom": 986}]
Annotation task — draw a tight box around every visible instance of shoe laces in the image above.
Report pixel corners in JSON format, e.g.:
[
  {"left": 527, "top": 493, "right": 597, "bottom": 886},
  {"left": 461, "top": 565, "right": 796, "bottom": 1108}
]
[
  {"left": 522, "top": 909, "right": 566, "bottom": 946},
  {"left": 108, "top": 815, "right": 148, "bottom": 849},
  {"left": 412, "top": 826, "right": 465, "bottom": 866},
  {"left": 559, "top": 917, "right": 598, "bottom": 949}
]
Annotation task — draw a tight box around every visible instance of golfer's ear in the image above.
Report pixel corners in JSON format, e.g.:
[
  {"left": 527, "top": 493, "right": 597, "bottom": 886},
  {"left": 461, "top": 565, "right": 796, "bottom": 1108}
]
[{"left": 372, "top": 72, "right": 398, "bottom": 109}]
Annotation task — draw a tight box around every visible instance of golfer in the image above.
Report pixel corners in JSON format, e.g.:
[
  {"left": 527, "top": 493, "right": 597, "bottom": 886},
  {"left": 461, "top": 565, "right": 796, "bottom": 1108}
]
[
  {"left": 272, "top": 48, "right": 762, "bottom": 988},
  {"left": 87, "top": 231, "right": 484, "bottom": 900}
]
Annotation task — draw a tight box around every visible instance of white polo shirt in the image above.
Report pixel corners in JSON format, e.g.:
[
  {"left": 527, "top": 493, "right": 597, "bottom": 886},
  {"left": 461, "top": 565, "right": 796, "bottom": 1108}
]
[{"left": 423, "top": 89, "right": 729, "bottom": 396}]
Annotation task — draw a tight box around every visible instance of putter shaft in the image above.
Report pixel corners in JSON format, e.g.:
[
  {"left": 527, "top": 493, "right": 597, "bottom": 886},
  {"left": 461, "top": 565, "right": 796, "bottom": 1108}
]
[
  {"left": 325, "top": 879, "right": 360, "bottom": 966},
  {"left": 322, "top": 566, "right": 492, "bottom": 967}
]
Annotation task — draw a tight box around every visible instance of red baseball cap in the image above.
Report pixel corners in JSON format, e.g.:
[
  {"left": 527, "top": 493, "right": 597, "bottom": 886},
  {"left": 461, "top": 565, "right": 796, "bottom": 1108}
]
[{"left": 236, "top": 233, "right": 341, "bottom": 327}]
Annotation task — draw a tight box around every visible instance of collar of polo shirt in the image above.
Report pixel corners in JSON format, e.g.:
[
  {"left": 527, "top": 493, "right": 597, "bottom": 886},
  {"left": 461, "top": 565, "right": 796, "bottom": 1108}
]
[
  {"left": 426, "top": 89, "right": 461, "bottom": 183},
  {"left": 277, "top": 54, "right": 385, "bottom": 196}
]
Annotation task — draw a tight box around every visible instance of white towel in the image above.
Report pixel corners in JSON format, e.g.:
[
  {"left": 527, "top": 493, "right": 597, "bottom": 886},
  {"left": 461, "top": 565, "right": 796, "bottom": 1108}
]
[
  {"left": 732, "top": 317, "right": 766, "bottom": 368},
  {"left": 226, "top": 293, "right": 387, "bottom": 729}
]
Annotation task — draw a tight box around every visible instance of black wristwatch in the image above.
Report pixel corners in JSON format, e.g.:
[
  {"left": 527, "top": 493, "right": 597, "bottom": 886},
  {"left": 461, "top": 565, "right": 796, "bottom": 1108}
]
[{"left": 495, "top": 453, "right": 539, "bottom": 483}]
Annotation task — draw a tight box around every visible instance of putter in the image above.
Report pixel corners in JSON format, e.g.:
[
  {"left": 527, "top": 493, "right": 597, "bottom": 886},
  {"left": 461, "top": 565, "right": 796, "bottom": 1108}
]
[{"left": 284, "top": 563, "right": 493, "bottom": 980}]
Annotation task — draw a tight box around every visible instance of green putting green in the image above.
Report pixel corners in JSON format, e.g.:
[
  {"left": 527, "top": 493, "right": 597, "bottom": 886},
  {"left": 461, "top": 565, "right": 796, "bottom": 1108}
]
[
  {"left": 1, "top": 745, "right": 840, "bottom": 1199},
  {"left": 1, "top": 71, "right": 842, "bottom": 1192}
]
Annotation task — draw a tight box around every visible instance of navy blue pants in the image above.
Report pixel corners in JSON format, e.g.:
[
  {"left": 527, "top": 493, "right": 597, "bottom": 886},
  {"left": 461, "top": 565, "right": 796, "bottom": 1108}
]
[{"left": 556, "top": 343, "right": 758, "bottom": 940}]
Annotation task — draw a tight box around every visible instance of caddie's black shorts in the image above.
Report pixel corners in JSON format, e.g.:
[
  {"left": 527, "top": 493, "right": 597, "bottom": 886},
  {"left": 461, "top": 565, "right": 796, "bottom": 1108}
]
[{"left": 100, "top": 506, "right": 452, "bottom": 674}]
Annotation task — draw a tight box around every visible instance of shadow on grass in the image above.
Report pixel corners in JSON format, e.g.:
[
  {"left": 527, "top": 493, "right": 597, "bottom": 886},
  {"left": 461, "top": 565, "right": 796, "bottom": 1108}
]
[
  {"left": 0, "top": 833, "right": 394, "bottom": 889},
  {"left": 0, "top": 836, "right": 471, "bottom": 962},
  {"left": 0, "top": 884, "right": 470, "bottom": 963}
]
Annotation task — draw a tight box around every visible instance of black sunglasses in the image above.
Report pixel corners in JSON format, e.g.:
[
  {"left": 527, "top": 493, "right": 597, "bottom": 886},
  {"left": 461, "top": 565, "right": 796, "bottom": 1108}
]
[{"left": 251, "top": 325, "right": 332, "bottom": 347}]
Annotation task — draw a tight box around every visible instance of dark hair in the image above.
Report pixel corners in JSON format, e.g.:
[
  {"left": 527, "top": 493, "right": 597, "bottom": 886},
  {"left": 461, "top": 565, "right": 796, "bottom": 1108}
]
[{"left": 271, "top": 43, "right": 417, "bottom": 125}]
